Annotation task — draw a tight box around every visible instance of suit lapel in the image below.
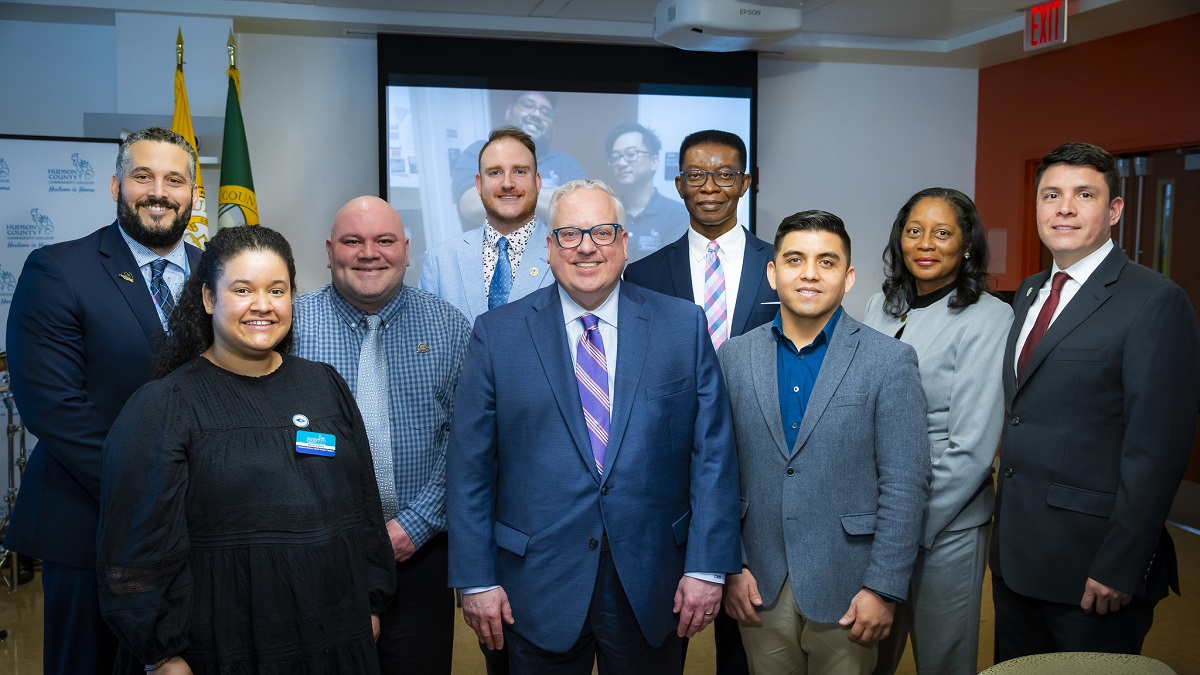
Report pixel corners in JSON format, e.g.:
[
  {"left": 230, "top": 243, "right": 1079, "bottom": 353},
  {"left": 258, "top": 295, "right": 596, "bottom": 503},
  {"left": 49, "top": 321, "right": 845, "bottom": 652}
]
[
  {"left": 730, "top": 235, "right": 770, "bottom": 337},
  {"left": 751, "top": 326, "right": 791, "bottom": 460},
  {"left": 1017, "top": 248, "right": 1124, "bottom": 390},
  {"left": 527, "top": 285, "right": 600, "bottom": 482},
  {"left": 1005, "top": 270, "right": 1047, "bottom": 401},
  {"left": 454, "top": 228, "right": 488, "bottom": 320},
  {"left": 98, "top": 222, "right": 165, "bottom": 349},
  {"left": 664, "top": 236, "right": 694, "bottom": 303},
  {"left": 510, "top": 220, "right": 551, "bottom": 299},
  {"left": 604, "top": 284, "right": 650, "bottom": 484},
  {"left": 791, "top": 316, "right": 859, "bottom": 458}
]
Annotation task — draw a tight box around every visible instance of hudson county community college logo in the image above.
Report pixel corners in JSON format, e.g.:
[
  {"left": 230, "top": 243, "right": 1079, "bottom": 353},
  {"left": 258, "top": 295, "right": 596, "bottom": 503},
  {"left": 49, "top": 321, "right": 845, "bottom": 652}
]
[
  {"left": 6, "top": 208, "right": 56, "bottom": 250},
  {"left": 46, "top": 153, "right": 97, "bottom": 194}
]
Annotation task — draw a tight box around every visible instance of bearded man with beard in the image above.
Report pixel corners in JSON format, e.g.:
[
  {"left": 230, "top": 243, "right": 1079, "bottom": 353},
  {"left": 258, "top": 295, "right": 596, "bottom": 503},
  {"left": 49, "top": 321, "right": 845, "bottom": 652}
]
[
  {"left": 4, "top": 127, "right": 202, "bottom": 675},
  {"left": 451, "top": 91, "right": 585, "bottom": 230}
]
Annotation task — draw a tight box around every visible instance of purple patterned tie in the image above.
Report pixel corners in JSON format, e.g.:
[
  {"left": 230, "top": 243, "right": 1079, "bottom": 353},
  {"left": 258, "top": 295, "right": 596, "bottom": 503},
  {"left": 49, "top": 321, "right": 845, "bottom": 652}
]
[
  {"left": 703, "top": 241, "right": 729, "bottom": 349},
  {"left": 576, "top": 313, "right": 610, "bottom": 474}
]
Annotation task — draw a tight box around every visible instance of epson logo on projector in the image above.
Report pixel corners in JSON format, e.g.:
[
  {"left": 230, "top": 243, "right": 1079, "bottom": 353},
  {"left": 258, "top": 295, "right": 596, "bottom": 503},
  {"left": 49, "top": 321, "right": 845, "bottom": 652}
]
[{"left": 740, "top": 8, "right": 761, "bottom": 14}]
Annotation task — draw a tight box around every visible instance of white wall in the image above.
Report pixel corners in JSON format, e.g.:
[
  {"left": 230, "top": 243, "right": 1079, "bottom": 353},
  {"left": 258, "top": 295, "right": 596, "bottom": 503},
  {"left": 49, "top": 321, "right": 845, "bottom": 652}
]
[{"left": 755, "top": 59, "right": 978, "bottom": 318}]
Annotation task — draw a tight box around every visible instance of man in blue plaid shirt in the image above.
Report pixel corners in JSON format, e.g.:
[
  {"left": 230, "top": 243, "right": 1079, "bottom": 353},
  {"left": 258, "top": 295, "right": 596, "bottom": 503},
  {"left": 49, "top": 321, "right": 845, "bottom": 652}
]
[{"left": 293, "top": 195, "right": 470, "bottom": 674}]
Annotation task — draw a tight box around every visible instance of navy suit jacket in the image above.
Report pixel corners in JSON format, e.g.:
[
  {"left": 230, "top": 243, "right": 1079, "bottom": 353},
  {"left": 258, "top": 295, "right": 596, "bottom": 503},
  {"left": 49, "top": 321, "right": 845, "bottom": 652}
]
[
  {"left": 623, "top": 229, "right": 778, "bottom": 338},
  {"left": 993, "top": 246, "right": 1200, "bottom": 604},
  {"left": 446, "top": 282, "right": 741, "bottom": 652},
  {"left": 5, "top": 222, "right": 202, "bottom": 568}
]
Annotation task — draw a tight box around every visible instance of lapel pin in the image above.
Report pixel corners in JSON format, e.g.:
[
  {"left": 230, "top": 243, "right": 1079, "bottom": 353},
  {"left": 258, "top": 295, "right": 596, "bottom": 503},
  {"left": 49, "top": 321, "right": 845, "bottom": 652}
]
[
  {"left": 529, "top": 267, "right": 539, "bottom": 277},
  {"left": 1026, "top": 287, "right": 1033, "bottom": 297},
  {"left": 417, "top": 342, "right": 430, "bottom": 354},
  {"left": 119, "top": 271, "right": 135, "bottom": 283}
]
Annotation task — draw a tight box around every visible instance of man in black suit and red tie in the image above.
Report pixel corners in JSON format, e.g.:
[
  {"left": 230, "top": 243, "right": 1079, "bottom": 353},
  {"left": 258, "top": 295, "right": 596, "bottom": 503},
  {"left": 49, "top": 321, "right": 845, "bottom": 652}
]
[
  {"left": 5, "top": 127, "right": 202, "bottom": 674},
  {"left": 991, "top": 141, "right": 1200, "bottom": 661}
]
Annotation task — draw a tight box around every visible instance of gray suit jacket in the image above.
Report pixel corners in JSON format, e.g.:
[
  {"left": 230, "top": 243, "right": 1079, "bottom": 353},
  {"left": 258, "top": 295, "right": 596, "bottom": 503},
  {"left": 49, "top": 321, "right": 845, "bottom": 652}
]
[
  {"left": 717, "top": 313, "right": 930, "bottom": 623},
  {"left": 418, "top": 220, "right": 553, "bottom": 325},
  {"left": 863, "top": 291, "right": 1012, "bottom": 549}
]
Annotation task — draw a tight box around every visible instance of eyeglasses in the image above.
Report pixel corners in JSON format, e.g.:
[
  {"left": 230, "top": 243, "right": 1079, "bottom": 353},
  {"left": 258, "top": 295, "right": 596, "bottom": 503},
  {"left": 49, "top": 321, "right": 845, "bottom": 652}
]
[
  {"left": 680, "top": 169, "right": 744, "bottom": 188},
  {"left": 552, "top": 224, "right": 622, "bottom": 249},
  {"left": 513, "top": 97, "right": 555, "bottom": 119},
  {"left": 608, "top": 148, "right": 652, "bottom": 166}
]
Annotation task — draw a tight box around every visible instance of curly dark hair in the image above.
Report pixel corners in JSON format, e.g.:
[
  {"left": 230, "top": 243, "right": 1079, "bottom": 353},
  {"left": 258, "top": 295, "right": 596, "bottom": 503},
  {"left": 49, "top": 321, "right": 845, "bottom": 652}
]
[
  {"left": 881, "top": 188, "right": 990, "bottom": 317},
  {"left": 154, "top": 226, "right": 297, "bottom": 377}
]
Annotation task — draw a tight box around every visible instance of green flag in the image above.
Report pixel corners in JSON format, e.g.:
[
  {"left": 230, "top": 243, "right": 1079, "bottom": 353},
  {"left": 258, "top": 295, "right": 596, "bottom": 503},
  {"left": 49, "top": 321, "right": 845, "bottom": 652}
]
[{"left": 218, "top": 64, "right": 259, "bottom": 227}]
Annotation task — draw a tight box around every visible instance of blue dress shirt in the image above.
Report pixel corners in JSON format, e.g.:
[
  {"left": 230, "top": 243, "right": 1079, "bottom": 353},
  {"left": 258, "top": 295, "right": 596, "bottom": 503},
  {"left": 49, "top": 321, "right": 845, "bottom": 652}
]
[{"left": 774, "top": 307, "right": 843, "bottom": 452}]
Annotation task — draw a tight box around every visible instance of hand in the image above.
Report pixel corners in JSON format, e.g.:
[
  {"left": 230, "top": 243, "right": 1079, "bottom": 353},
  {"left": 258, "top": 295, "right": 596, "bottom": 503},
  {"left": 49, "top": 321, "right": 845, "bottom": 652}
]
[
  {"left": 838, "top": 588, "right": 894, "bottom": 645},
  {"left": 371, "top": 614, "right": 381, "bottom": 642},
  {"left": 673, "top": 576, "right": 722, "bottom": 638},
  {"left": 386, "top": 520, "right": 417, "bottom": 562},
  {"left": 462, "top": 587, "right": 515, "bottom": 650},
  {"left": 1080, "top": 577, "right": 1132, "bottom": 614},
  {"left": 723, "top": 569, "right": 763, "bottom": 625},
  {"left": 155, "top": 656, "right": 192, "bottom": 675}
]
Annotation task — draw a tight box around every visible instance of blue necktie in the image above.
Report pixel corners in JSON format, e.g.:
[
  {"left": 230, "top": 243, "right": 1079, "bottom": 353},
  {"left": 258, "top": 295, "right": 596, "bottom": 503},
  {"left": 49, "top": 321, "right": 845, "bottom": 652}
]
[
  {"left": 149, "top": 259, "right": 176, "bottom": 326},
  {"left": 489, "top": 236, "right": 512, "bottom": 310}
]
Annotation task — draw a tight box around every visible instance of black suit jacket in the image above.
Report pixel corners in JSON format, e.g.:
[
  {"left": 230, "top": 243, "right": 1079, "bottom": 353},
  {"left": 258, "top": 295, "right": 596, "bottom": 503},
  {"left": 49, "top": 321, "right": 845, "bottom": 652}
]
[
  {"left": 992, "top": 246, "right": 1200, "bottom": 605},
  {"left": 624, "top": 229, "right": 778, "bottom": 338},
  {"left": 4, "top": 222, "right": 202, "bottom": 568}
]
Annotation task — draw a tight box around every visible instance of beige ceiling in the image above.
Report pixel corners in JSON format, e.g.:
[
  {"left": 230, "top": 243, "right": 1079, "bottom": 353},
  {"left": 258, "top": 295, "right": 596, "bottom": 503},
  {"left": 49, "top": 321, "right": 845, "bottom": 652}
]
[{"left": 4, "top": 0, "right": 1198, "bottom": 67}]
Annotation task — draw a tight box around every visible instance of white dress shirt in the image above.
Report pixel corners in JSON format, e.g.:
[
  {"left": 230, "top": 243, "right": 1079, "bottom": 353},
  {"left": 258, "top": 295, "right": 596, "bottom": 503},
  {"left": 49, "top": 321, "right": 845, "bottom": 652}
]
[{"left": 1013, "top": 239, "right": 1114, "bottom": 377}]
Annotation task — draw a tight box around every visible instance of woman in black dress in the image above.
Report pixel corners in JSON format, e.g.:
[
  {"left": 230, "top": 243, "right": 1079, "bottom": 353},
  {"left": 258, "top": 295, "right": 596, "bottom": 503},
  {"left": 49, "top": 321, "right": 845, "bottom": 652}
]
[{"left": 97, "top": 226, "right": 395, "bottom": 674}]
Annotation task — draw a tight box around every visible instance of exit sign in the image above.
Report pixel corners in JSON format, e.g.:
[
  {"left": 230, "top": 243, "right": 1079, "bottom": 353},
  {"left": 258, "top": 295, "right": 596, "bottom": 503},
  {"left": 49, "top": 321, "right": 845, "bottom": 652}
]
[{"left": 1025, "top": 0, "right": 1068, "bottom": 51}]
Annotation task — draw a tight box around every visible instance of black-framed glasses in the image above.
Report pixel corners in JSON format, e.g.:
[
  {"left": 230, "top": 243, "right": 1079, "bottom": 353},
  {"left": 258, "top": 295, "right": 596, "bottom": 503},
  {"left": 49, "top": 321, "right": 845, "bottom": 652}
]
[
  {"left": 512, "top": 97, "right": 555, "bottom": 119},
  {"left": 552, "top": 224, "right": 622, "bottom": 249},
  {"left": 680, "top": 169, "right": 744, "bottom": 188},
  {"left": 608, "top": 148, "right": 652, "bottom": 165}
]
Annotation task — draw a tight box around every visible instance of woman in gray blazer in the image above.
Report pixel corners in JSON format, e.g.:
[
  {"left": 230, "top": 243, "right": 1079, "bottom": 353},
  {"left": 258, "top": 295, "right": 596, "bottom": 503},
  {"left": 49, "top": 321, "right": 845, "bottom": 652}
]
[{"left": 863, "top": 188, "right": 1012, "bottom": 675}]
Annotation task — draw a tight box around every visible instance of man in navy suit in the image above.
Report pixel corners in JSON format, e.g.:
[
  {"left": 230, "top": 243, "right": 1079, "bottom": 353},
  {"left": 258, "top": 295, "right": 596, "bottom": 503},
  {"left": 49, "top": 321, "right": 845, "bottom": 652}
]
[
  {"left": 991, "top": 142, "right": 1200, "bottom": 660},
  {"left": 447, "top": 179, "right": 741, "bottom": 674},
  {"left": 624, "top": 129, "right": 775, "bottom": 674},
  {"left": 5, "top": 127, "right": 203, "bottom": 674}
]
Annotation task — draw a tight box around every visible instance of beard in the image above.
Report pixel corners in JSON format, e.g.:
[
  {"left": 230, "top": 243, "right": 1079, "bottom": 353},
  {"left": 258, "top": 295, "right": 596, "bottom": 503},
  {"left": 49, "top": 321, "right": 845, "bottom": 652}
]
[{"left": 116, "top": 190, "right": 192, "bottom": 251}]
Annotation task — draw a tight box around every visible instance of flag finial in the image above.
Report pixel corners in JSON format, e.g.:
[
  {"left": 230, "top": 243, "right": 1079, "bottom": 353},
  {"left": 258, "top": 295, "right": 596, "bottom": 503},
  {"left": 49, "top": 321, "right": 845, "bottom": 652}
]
[
  {"left": 227, "top": 29, "right": 237, "bottom": 68},
  {"left": 176, "top": 27, "right": 184, "bottom": 68}
]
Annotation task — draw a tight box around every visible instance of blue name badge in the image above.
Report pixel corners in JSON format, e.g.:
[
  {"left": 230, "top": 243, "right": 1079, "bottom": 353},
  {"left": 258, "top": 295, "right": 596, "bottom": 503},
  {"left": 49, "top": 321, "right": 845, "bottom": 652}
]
[{"left": 296, "top": 430, "right": 336, "bottom": 457}]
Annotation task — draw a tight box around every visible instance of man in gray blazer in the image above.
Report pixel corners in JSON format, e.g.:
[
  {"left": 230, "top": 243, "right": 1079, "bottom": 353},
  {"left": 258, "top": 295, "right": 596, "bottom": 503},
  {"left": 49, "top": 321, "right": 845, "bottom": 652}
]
[
  {"left": 718, "top": 210, "right": 930, "bottom": 674},
  {"left": 420, "top": 126, "right": 554, "bottom": 324}
]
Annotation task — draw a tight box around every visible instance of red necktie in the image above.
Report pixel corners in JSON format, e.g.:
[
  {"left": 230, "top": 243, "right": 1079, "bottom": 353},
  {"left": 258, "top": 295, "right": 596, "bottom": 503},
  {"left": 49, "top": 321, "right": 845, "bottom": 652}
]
[{"left": 1017, "top": 271, "right": 1071, "bottom": 379}]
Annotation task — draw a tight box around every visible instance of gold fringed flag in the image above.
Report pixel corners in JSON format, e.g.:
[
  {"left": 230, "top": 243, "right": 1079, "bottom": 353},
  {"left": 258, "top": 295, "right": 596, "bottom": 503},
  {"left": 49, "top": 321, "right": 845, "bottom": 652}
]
[
  {"left": 171, "top": 27, "right": 210, "bottom": 247},
  {"left": 218, "top": 30, "right": 259, "bottom": 227}
]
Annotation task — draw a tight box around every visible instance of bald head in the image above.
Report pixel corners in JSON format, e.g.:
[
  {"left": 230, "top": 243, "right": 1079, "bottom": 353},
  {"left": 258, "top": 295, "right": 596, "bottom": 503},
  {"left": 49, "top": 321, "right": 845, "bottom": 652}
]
[{"left": 326, "top": 195, "right": 410, "bottom": 313}]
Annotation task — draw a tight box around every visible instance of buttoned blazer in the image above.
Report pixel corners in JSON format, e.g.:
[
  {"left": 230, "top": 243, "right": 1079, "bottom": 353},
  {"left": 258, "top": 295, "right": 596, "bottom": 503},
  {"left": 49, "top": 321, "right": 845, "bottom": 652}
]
[
  {"left": 418, "top": 220, "right": 553, "bottom": 325},
  {"left": 717, "top": 315, "right": 930, "bottom": 623},
  {"left": 623, "top": 230, "right": 778, "bottom": 338},
  {"left": 992, "top": 246, "right": 1200, "bottom": 605},
  {"left": 4, "top": 222, "right": 202, "bottom": 567},
  {"left": 446, "top": 282, "right": 742, "bottom": 652}
]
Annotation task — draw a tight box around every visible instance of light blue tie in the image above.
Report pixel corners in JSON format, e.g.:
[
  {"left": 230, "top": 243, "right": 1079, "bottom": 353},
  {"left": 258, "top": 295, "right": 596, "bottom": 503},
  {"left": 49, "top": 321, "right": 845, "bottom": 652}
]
[
  {"left": 489, "top": 236, "right": 512, "bottom": 310},
  {"left": 358, "top": 314, "right": 397, "bottom": 520}
]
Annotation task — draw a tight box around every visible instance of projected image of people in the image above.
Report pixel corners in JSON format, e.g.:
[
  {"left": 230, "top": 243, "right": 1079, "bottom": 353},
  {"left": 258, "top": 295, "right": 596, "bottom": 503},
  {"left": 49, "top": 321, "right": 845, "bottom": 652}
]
[{"left": 606, "top": 123, "right": 690, "bottom": 262}]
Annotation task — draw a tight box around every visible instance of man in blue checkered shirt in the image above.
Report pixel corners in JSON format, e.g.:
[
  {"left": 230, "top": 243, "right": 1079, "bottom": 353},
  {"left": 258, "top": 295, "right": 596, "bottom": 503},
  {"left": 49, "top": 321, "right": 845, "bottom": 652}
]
[{"left": 293, "top": 195, "right": 470, "bottom": 674}]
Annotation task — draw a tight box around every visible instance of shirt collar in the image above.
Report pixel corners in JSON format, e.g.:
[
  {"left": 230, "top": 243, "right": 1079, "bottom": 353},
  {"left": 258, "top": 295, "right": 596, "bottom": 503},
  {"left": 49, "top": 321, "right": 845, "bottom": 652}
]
[
  {"left": 327, "top": 282, "right": 408, "bottom": 329},
  {"left": 558, "top": 281, "right": 620, "bottom": 330},
  {"left": 771, "top": 306, "right": 843, "bottom": 353},
  {"left": 1052, "top": 238, "right": 1113, "bottom": 286},
  {"left": 688, "top": 223, "right": 746, "bottom": 262},
  {"left": 485, "top": 218, "right": 538, "bottom": 253},
  {"left": 117, "top": 224, "right": 189, "bottom": 272}
]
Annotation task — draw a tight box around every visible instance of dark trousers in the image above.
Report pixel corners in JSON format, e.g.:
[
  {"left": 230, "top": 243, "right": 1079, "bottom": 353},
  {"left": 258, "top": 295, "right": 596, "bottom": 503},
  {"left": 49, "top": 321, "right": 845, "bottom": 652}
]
[
  {"left": 41, "top": 560, "right": 118, "bottom": 675},
  {"left": 992, "top": 573, "right": 1156, "bottom": 663},
  {"left": 377, "top": 532, "right": 455, "bottom": 675},
  {"left": 503, "top": 550, "right": 682, "bottom": 675}
]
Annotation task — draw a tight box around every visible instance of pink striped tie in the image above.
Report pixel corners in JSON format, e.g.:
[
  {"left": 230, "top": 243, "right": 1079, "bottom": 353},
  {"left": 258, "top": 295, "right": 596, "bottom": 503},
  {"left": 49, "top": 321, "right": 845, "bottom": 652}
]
[
  {"left": 576, "top": 314, "right": 610, "bottom": 474},
  {"left": 703, "top": 241, "right": 728, "bottom": 349}
]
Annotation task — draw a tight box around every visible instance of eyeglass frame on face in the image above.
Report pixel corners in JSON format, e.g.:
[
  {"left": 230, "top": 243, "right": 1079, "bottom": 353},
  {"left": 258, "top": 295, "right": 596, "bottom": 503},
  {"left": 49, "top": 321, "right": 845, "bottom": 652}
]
[
  {"left": 608, "top": 148, "right": 653, "bottom": 166},
  {"left": 513, "top": 97, "right": 555, "bottom": 119},
  {"left": 551, "top": 224, "right": 623, "bottom": 249},
  {"left": 679, "top": 169, "right": 744, "bottom": 188}
]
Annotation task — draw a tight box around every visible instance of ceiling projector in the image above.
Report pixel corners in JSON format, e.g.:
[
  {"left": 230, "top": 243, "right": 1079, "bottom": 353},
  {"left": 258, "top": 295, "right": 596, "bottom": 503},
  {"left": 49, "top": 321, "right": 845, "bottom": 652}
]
[{"left": 653, "top": 0, "right": 803, "bottom": 52}]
